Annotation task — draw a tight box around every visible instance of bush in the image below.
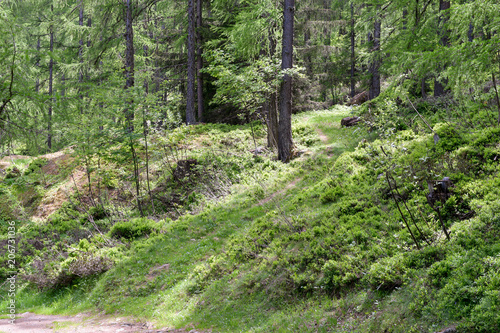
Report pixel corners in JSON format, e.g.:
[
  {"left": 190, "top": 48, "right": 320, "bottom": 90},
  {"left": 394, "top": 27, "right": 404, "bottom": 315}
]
[
  {"left": 109, "top": 218, "right": 158, "bottom": 240},
  {"left": 24, "top": 158, "right": 48, "bottom": 175}
]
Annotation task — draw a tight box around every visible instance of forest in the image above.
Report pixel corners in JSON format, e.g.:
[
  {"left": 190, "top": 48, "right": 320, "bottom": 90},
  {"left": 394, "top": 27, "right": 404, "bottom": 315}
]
[{"left": 1, "top": 0, "right": 500, "bottom": 332}]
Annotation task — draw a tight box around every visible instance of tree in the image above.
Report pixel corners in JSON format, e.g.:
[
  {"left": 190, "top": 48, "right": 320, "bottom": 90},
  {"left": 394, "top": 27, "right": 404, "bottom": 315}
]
[
  {"left": 434, "top": 0, "right": 450, "bottom": 97},
  {"left": 196, "top": 0, "right": 204, "bottom": 122},
  {"left": 278, "top": 0, "right": 295, "bottom": 163},
  {"left": 368, "top": 5, "right": 380, "bottom": 100},
  {"left": 186, "top": 0, "right": 197, "bottom": 125}
]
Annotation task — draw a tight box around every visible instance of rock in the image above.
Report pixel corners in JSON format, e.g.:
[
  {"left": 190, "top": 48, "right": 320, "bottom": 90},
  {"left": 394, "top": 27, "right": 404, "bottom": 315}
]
[
  {"left": 341, "top": 116, "right": 361, "bottom": 127},
  {"left": 347, "top": 91, "right": 368, "bottom": 106}
]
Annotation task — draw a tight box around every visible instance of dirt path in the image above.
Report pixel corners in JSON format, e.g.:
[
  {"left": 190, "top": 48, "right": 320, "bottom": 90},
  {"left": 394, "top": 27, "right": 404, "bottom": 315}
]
[
  {"left": 257, "top": 177, "right": 302, "bottom": 206},
  {"left": 0, "top": 312, "right": 207, "bottom": 333},
  {"left": 316, "top": 129, "right": 329, "bottom": 143}
]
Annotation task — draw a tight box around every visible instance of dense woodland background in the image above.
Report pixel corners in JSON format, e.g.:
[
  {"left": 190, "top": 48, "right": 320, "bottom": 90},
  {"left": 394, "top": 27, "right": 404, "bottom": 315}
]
[
  {"left": 2, "top": 0, "right": 498, "bottom": 157},
  {"left": 2, "top": 1, "right": 500, "bottom": 332}
]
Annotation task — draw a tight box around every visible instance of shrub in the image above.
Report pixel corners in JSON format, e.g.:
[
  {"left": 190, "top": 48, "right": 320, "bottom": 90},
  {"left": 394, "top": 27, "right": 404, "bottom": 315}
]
[
  {"left": 109, "top": 218, "right": 158, "bottom": 240},
  {"left": 24, "top": 158, "right": 48, "bottom": 175}
]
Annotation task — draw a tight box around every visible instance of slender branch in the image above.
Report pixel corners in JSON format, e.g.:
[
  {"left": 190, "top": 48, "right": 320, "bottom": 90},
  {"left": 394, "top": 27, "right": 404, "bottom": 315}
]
[{"left": 385, "top": 172, "right": 420, "bottom": 249}]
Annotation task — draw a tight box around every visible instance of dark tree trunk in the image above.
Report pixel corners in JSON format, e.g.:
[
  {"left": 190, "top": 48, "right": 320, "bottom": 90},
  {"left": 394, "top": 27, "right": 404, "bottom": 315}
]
[
  {"left": 196, "top": 0, "right": 204, "bottom": 122},
  {"left": 186, "top": 0, "right": 196, "bottom": 125},
  {"left": 79, "top": 0, "right": 84, "bottom": 84},
  {"left": 278, "top": 0, "right": 294, "bottom": 163},
  {"left": 79, "top": 1, "right": 84, "bottom": 114},
  {"left": 369, "top": 6, "right": 381, "bottom": 100},
  {"left": 48, "top": 12, "right": 54, "bottom": 150},
  {"left": 402, "top": 9, "right": 408, "bottom": 30},
  {"left": 36, "top": 37, "right": 40, "bottom": 93},
  {"left": 350, "top": 2, "right": 355, "bottom": 98},
  {"left": 124, "top": 0, "right": 135, "bottom": 132},
  {"left": 434, "top": 0, "right": 450, "bottom": 97}
]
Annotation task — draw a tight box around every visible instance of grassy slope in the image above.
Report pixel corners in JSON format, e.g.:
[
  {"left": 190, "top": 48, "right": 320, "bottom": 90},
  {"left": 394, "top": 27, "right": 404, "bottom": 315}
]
[{"left": 2, "top": 106, "right": 500, "bottom": 332}]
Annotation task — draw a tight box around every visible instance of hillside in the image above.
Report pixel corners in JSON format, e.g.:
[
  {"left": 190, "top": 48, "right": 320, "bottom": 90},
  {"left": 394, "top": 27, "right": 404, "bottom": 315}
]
[{"left": 1, "top": 104, "right": 499, "bottom": 332}]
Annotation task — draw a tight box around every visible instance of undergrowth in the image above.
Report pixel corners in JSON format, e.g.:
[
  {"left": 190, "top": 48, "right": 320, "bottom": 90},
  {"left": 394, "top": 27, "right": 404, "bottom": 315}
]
[{"left": 1, "top": 103, "right": 500, "bottom": 332}]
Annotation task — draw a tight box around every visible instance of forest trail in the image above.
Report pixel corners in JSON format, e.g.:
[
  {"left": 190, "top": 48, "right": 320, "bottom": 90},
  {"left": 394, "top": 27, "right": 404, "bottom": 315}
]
[{"left": 0, "top": 312, "right": 209, "bottom": 333}]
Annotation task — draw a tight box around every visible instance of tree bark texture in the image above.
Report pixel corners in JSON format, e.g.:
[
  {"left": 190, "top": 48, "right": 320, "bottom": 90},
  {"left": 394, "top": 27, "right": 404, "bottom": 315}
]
[
  {"left": 186, "top": 0, "right": 197, "bottom": 125},
  {"left": 196, "top": 0, "right": 204, "bottom": 122},
  {"left": 369, "top": 7, "right": 381, "bottom": 100},
  {"left": 79, "top": 1, "right": 84, "bottom": 83},
  {"left": 124, "top": 0, "right": 135, "bottom": 132},
  {"left": 278, "top": 0, "right": 294, "bottom": 163},
  {"left": 48, "top": 16, "right": 54, "bottom": 150},
  {"left": 434, "top": 0, "right": 450, "bottom": 97},
  {"left": 350, "top": 3, "right": 355, "bottom": 98}
]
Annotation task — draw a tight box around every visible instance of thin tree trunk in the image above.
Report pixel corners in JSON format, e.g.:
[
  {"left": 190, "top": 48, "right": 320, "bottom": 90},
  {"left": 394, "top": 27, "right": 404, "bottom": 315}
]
[
  {"left": 186, "top": 0, "right": 196, "bottom": 125},
  {"left": 369, "top": 6, "right": 381, "bottom": 100},
  {"left": 196, "top": 0, "right": 204, "bottom": 122},
  {"left": 278, "top": 0, "right": 294, "bottom": 163},
  {"left": 124, "top": 0, "right": 135, "bottom": 132},
  {"left": 48, "top": 9, "right": 54, "bottom": 150},
  {"left": 350, "top": 2, "right": 355, "bottom": 98},
  {"left": 79, "top": 0, "right": 84, "bottom": 84}
]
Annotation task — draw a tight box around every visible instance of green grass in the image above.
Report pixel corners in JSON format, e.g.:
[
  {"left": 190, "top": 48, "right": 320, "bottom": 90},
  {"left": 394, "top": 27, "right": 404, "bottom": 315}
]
[{"left": 2, "top": 105, "right": 500, "bottom": 332}]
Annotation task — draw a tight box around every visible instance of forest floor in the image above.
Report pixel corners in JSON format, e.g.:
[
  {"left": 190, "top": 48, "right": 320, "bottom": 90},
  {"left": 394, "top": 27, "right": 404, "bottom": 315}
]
[{"left": 0, "top": 312, "right": 210, "bottom": 333}]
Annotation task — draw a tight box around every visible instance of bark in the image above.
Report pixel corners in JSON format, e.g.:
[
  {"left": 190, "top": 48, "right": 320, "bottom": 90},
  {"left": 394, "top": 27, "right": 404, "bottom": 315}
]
[
  {"left": 79, "top": 0, "right": 84, "bottom": 84},
  {"left": 196, "top": 0, "right": 204, "bottom": 122},
  {"left": 186, "top": 0, "right": 197, "bottom": 125},
  {"left": 350, "top": 2, "right": 355, "bottom": 98},
  {"left": 36, "top": 37, "right": 40, "bottom": 93},
  {"left": 48, "top": 13, "right": 54, "bottom": 150},
  {"left": 79, "top": 1, "right": 84, "bottom": 114},
  {"left": 369, "top": 6, "right": 381, "bottom": 100},
  {"left": 124, "top": 0, "right": 135, "bottom": 132},
  {"left": 278, "top": 0, "right": 294, "bottom": 163},
  {"left": 434, "top": 0, "right": 450, "bottom": 97}
]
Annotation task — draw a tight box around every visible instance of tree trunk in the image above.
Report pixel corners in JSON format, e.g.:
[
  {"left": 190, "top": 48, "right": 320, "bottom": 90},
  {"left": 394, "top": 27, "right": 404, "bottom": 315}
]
[
  {"left": 278, "top": 0, "right": 294, "bottom": 163},
  {"left": 196, "top": 0, "right": 204, "bottom": 122},
  {"left": 79, "top": 1, "right": 84, "bottom": 114},
  {"left": 48, "top": 10, "right": 54, "bottom": 150},
  {"left": 79, "top": 0, "right": 84, "bottom": 84},
  {"left": 350, "top": 2, "right": 355, "bottom": 98},
  {"left": 434, "top": 0, "right": 450, "bottom": 97},
  {"left": 186, "top": 0, "right": 196, "bottom": 125},
  {"left": 124, "top": 0, "right": 135, "bottom": 132},
  {"left": 369, "top": 6, "right": 381, "bottom": 100}
]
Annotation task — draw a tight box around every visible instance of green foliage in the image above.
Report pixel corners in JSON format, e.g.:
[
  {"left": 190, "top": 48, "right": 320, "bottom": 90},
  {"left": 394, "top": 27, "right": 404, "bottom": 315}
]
[
  {"left": 24, "top": 158, "right": 48, "bottom": 175},
  {"left": 109, "top": 218, "right": 158, "bottom": 240}
]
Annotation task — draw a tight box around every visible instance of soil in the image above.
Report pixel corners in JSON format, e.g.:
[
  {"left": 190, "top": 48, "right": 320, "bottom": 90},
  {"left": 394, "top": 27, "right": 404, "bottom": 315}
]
[
  {"left": 316, "top": 129, "right": 329, "bottom": 143},
  {"left": 0, "top": 312, "right": 210, "bottom": 333},
  {"left": 257, "top": 177, "right": 302, "bottom": 206}
]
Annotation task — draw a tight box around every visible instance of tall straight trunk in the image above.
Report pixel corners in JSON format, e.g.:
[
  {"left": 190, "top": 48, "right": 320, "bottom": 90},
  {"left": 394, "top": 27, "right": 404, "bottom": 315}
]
[
  {"left": 350, "top": 2, "right": 355, "bottom": 98},
  {"left": 79, "top": 0, "right": 84, "bottom": 84},
  {"left": 434, "top": 0, "right": 450, "bottom": 97},
  {"left": 124, "top": 0, "right": 135, "bottom": 132},
  {"left": 278, "top": 0, "right": 294, "bottom": 163},
  {"left": 78, "top": 1, "right": 84, "bottom": 114},
  {"left": 36, "top": 37, "right": 40, "bottom": 93},
  {"left": 48, "top": 12, "right": 54, "bottom": 150},
  {"left": 196, "top": 0, "right": 204, "bottom": 122},
  {"left": 369, "top": 6, "right": 381, "bottom": 100},
  {"left": 186, "top": 0, "right": 196, "bottom": 125}
]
